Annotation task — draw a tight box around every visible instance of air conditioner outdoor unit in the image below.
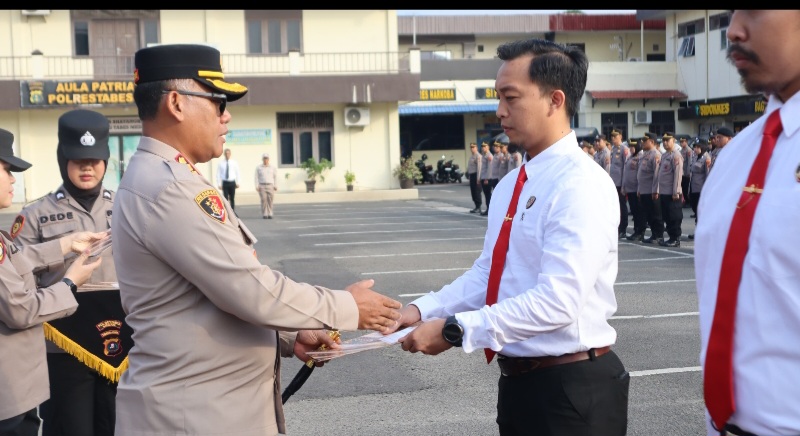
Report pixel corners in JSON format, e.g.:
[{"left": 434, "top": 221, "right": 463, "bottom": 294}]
[
  {"left": 344, "top": 107, "right": 370, "bottom": 127},
  {"left": 634, "top": 110, "right": 652, "bottom": 125},
  {"left": 21, "top": 10, "right": 50, "bottom": 16}
]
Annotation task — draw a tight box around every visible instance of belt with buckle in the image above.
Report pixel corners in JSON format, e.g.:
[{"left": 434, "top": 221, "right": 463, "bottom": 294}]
[
  {"left": 723, "top": 424, "right": 759, "bottom": 436},
  {"left": 497, "top": 346, "right": 611, "bottom": 377}
]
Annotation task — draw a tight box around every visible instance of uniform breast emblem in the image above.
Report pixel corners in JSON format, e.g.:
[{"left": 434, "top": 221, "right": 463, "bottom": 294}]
[
  {"left": 0, "top": 239, "right": 5, "bottom": 263},
  {"left": 10, "top": 215, "right": 25, "bottom": 239},
  {"left": 795, "top": 163, "right": 800, "bottom": 183},
  {"left": 195, "top": 189, "right": 227, "bottom": 224},
  {"left": 526, "top": 196, "right": 536, "bottom": 209}
]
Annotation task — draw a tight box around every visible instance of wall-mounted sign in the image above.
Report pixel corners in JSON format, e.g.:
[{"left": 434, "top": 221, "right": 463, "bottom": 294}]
[
  {"left": 225, "top": 129, "right": 272, "bottom": 145},
  {"left": 678, "top": 95, "right": 767, "bottom": 120},
  {"left": 475, "top": 88, "right": 498, "bottom": 100},
  {"left": 419, "top": 88, "right": 455, "bottom": 101},
  {"left": 108, "top": 117, "right": 142, "bottom": 134},
  {"left": 20, "top": 80, "right": 135, "bottom": 108}
]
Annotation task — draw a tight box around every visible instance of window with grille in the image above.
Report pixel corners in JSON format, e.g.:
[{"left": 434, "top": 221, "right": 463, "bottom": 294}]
[{"left": 277, "top": 112, "right": 334, "bottom": 167}]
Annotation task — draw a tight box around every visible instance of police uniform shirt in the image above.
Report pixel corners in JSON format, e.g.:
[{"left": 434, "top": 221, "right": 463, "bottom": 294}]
[
  {"left": 13, "top": 186, "right": 116, "bottom": 353},
  {"left": 655, "top": 149, "right": 683, "bottom": 195},
  {"left": 594, "top": 147, "right": 611, "bottom": 174},
  {"left": 681, "top": 145, "right": 694, "bottom": 176},
  {"left": 0, "top": 232, "right": 77, "bottom": 421},
  {"left": 412, "top": 131, "right": 619, "bottom": 357},
  {"left": 621, "top": 149, "right": 642, "bottom": 195},
  {"left": 708, "top": 147, "right": 721, "bottom": 172},
  {"left": 254, "top": 164, "right": 277, "bottom": 186},
  {"left": 507, "top": 151, "right": 523, "bottom": 173},
  {"left": 467, "top": 151, "right": 481, "bottom": 175},
  {"left": 495, "top": 151, "right": 509, "bottom": 180},
  {"left": 609, "top": 144, "right": 629, "bottom": 186},
  {"left": 637, "top": 149, "right": 661, "bottom": 195},
  {"left": 695, "top": 94, "right": 800, "bottom": 434},
  {"left": 112, "top": 137, "right": 359, "bottom": 436},
  {"left": 479, "top": 150, "right": 492, "bottom": 180},
  {"left": 690, "top": 152, "right": 711, "bottom": 194}
]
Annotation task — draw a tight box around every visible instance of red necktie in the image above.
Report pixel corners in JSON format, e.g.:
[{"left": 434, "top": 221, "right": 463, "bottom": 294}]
[
  {"left": 704, "top": 109, "right": 783, "bottom": 430},
  {"left": 484, "top": 167, "right": 528, "bottom": 364}
]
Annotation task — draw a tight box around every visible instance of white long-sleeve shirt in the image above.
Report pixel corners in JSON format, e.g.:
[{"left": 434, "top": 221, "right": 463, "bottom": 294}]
[
  {"left": 413, "top": 131, "right": 620, "bottom": 357},
  {"left": 216, "top": 158, "right": 240, "bottom": 186},
  {"left": 695, "top": 92, "right": 800, "bottom": 436}
]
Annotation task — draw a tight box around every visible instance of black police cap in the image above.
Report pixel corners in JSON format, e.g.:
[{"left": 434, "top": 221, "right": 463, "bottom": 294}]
[
  {"left": 134, "top": 44, "right": 248, "bottom": 102},
  {"left": 662, "top": 131, "right": 675, "bottom": 140},
  {"left": 643, "top": 132, "right": 658, "bottom": 141},
  {"left": 716, "top": 127, "right": 735, "bottom": 138},
  {"left": 58, "top": 110, "right": 110, "bottom": 161},
  {"left": 0, "top": 129, "right": 32, "bottom": 172}
]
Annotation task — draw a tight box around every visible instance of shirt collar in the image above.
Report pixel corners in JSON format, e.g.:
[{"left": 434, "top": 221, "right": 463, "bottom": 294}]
[
  {"left": 768, "top": 91, "right": 800, "bottom": 139},
  {"left": 521, "top": 130, "right": 579, "bottom": 177}
]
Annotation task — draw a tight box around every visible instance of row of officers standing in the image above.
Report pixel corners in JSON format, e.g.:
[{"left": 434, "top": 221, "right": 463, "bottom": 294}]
[
  {"left": 585, "top": 127, "right": 734, "bottom": 247},
  {"left": 466, "top": 141, "right": 523, "bottom": 216}
]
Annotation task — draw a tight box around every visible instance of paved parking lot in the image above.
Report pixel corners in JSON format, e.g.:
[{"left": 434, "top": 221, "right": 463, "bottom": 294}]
[{"left": 0, "top": 183, "right": 706, "bottom": 435}]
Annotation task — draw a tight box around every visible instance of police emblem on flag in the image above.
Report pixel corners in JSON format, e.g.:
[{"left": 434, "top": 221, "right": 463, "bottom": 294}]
[
  {"left": 10, "top": 215, "right": 24, "bottom": 239},
  {"left": 526, "top": 196, "right": 536, "bottom": 209},
  {"left": 195, "top": 189, "right": 227, "bottom": 223}
]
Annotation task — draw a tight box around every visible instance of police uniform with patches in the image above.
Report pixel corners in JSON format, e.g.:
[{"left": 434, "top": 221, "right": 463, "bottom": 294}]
[
  {"left": 637, "top": 132, "right": 665, "bottom": 243},
  {"left": 593, "top": 135, "right": 611, "bottom": 174},
  {"left": 608, "top": 129, "right": 630, "bottom": 239},
  {"left": 479, "top": 142, "right": 493, "bottom": 215},
  {"left": 622, "top": 139, "right": 647, "bottom": 241},
  {"left": 114, "top": 44, "right": 363, "bottom": 436},
  {"left": 0, "top": 129, "right": 79, "bottom": 436},
  {"left": 654, "top": 132, "right": 684, "bottom": 247},
  {"left": 12, "top": 109, "right": 120, "bottom": 436}
]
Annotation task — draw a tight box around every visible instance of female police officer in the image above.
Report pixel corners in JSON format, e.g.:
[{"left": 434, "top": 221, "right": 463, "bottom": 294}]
[{"left": 0, "top": 127, "right": 103, "bottom": 436}]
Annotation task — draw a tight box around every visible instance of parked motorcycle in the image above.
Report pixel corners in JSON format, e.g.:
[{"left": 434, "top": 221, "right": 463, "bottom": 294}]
[
  {"left": 415, "top": 154, "right": 436, "bottom": 184},
  {"left": 436, "top": 155, "right": 464, "bottom": 183}
]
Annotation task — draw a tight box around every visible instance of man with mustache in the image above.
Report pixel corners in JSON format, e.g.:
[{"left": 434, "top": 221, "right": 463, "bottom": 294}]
[{"left": 695, "top": 10, "right": 800, "bottom": 436}]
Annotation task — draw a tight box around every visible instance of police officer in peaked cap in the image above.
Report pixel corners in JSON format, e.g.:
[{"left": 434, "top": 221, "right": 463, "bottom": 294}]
[{"left": 13, "top": 109, "right": 122, "bottom": 436}]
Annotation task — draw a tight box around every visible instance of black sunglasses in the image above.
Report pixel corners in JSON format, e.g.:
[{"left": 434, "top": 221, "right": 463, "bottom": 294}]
[{"left": 162, "top": 89, "right": 227, "bottom": 116}]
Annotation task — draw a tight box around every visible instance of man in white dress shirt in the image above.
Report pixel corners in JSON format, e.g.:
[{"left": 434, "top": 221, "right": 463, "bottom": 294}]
[
  {"left": 695, "top": 10, "right": 800, "bottom": 436},
  {"left": 390, "top": 38, "right": 628, "bottom": 436},
  {"left": 216, "top": 148, "right": 240, "bottom": 211}
]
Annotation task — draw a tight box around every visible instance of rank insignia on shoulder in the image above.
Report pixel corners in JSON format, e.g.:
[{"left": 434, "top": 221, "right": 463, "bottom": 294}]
[
  {"left": 103, "top": 190, "right": 112, "bottom": 200},
  {"left": 195, "top": 189, "right": 227, "bottom": 224},
  {"left": 55, "top": 191, "right": 66, "bottom": 200},
  {"left": 175, "top": 154, "right": 198, "bottom": 174},
  {"left": 526, "top": 196, "right": 536, "bottom": 209},
  {"left": 10, "top": 215, "right": 24, "bottom": 239}
]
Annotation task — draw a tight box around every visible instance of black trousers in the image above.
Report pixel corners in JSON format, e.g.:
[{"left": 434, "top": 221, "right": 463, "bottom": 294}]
[
  {"left": 222, "top": 180, "right": 237, "bottom": 211},
  {"left": 660, "top": 194, "right": 683, "bottom": 240},
  {"left": 481, "top": 179, "right": 492, "bottom": 210},
  {"left": 490, "top": 178, "right": 499, "bottom": 191},
  {"left": 468, "top": 173, "right": 482, "bottom": 208},
  {"left": 626, "top": 192, "right": 647, "bottom": 236},
  {"left": 616, "top": 186, "right": 628, "bottom": 234},
  {"left": 681, "top": 176, "right": 691, "bottom": 207},
  {"left": 690, "top": 191, "right": 702, "bottom": 224},
  {"left": 497, "top": 350, "right": 629, "bottom": 436},
  {"left": 639, "top": 194, "right": 664, "bottom": 239},
  {"left": 40, "top": 353, "right": 117, "bottom": 436},
  {"left": 0, "top": 409, "right": 39, "bottom": 436}
]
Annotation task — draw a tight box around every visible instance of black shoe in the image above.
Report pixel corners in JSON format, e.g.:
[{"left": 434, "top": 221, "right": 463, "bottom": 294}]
[
  {"left": 618, "top": 232, "right": 627, "bottom": 239},
  {"left": 268, "top": 216, "right": 273, "bottom": 219},
  {"left": 688, "top": 234, "right": 694, "bottom": 240},
  {"left": 480, "top": 210, "right": 489, "bottom": 216},
  {"left": 690, "top": 214, "right": 697, "bottom": 218},
  {"left": 643, "top": 236, "right": 663, "bottom": 244},
  {"left": 469, "top": 208, "right": 480, "bottom": 213},
  {"left": 626, "top": 233, "right": 644, "bottom": 242},
  {"left": 659, "top": 239, "right": 680, "bottom": 247},
  {"left": 263, "top": 216, "right": 268, "bottom": 219}
]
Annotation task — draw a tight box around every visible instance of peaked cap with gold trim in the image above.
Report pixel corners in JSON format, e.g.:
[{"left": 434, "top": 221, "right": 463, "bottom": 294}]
[{"left": 134, "top": 44, "right": 248, "bottom": 101}]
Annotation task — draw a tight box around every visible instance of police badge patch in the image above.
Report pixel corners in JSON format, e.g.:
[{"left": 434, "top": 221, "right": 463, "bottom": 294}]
[
  {"left": 796, "top": 163, "right": 800, "bottom": 183},
  {"left": 195, "top": 189, "right": 227, "bottom": 223},
  {"left": 526, "top": 196, "right": 536, "bottom": 209},
  {"left": 10, "top": 215, "right": 24, "bottom": 239}
]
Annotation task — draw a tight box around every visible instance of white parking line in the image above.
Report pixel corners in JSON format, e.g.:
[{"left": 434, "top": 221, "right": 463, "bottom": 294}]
[
  {"left": 300, "top": 227, "right": 478, "bottom": 237},
  {"left": 619, "top": 256, "right": 694, "bottom": 262},
  {"left": 616, "top": 279, "right": 695, "bottom": 285},
  {"left": 630, "top": 366, "right": 701, "bottom": 377},
  {"left": 277, "top": 209, "right": 431, "bottom": 217},
  {"left": 611, "top": 312, "right": 698, "bottom": 320},
  {"left": 362, "top": 267, "right": 469, "bottom": 275},
  {"left": 619, "top": 241, "right": 694, "bottom": 257},
  {"left": 288, "top": 220, "right": 481, "bottom": 229},
  {"left": 288, "top": 214, "right": 458, "bottom": 223},
  {"left": 315, "top": 237, "right": 484, "bottom": 246},
  {"left": 335, "top": 250, "right": 481, "bottom": 259}
]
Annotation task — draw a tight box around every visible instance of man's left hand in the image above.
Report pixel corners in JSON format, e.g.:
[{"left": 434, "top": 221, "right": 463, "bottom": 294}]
[
  {"left": 673, "top": 193, "right": 680, "bottom": 201},
  {"left": 294, "top": 329, "right": 341, "bottom": 367},
  {"left": 399, "top": 318, "right": 451, "bottom": 355}
]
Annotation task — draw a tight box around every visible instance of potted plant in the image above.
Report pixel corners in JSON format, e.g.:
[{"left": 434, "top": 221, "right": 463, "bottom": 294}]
[
  {"left": 392, "top": 157, "right": 421, "bottom": 189},
  {"left": 344, "top": 170, "right": 356, "bottom": 191},
  {"left": 299, "top": 157, "right": 333, "bottom": 193}
]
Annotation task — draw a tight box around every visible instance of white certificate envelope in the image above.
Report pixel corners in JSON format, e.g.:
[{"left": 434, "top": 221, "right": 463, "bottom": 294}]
[{"left": 306, "top": 325, "right": 418, "bottom": 363}]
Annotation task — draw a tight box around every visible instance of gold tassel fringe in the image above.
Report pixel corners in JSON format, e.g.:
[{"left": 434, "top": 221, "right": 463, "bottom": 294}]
[{"left": 43, "top": 322, "right": 128, "bottom": 383}]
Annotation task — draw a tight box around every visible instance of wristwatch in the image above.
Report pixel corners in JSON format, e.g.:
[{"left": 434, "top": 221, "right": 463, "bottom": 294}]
[
  {"left": 441, "top": 315, "right": 464, "bottom": 347},
  {"left": 61, "top": 277, "right": 77, "bottom": 294}
]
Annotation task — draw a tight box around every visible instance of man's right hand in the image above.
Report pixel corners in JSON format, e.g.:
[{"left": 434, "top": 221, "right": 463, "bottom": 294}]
[
  {"left": 63, "top": 251, "right": 103, "bottom": 287},
  {"left": 346, "top": 279, "right": 402, "bottom": 333},
  {"left": 382, "top": 304, "right": 421, "bottom": 335}
]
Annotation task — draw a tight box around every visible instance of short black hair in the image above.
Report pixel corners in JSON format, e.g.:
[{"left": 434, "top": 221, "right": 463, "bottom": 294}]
[{"left": 496, "top": 38, "right": 588, "bottom": 118}]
